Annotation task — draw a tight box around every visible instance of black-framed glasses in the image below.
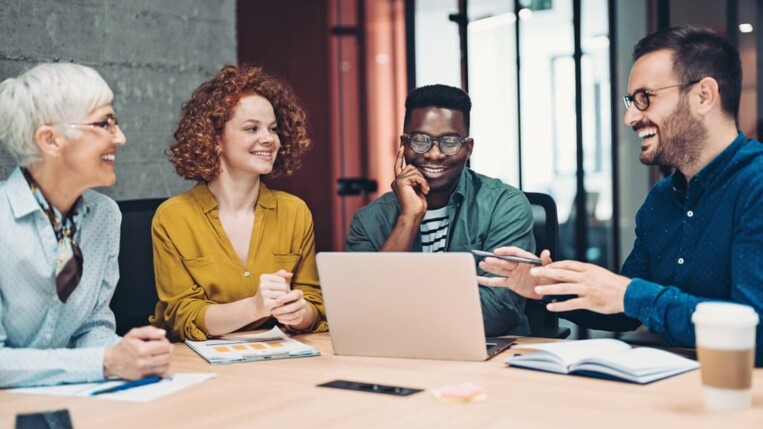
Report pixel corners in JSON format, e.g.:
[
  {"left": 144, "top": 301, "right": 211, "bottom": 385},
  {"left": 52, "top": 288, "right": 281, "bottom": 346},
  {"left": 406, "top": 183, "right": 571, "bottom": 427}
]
[
  {"left": 401, "top": 133, "right": 471, "bottom": 156},
  {"left": 622, "top": 80, "right": 700, "bottom": 111},
  {"left": 66, "top": 115, "right": 120, "bottom": 135}
]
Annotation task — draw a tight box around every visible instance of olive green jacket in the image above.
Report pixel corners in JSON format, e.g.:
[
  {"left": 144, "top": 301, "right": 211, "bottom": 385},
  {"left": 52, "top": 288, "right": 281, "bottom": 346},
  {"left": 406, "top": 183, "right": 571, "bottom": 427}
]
[{"left": 345, "top": 168, "right": 535, "bottom": 336}]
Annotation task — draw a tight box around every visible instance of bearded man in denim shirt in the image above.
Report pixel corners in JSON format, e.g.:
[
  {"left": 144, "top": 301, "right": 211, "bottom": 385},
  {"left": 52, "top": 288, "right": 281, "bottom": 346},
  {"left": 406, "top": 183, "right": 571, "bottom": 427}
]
[{"left": 479, "top": 26, "right": 763, "bottom": 366}]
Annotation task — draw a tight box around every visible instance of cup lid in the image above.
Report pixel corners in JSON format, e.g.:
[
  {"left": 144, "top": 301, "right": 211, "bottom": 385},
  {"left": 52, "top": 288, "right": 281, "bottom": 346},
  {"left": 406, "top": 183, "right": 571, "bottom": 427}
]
[{"left": 692, "top": 302, "right": 760, "bottom": 326}]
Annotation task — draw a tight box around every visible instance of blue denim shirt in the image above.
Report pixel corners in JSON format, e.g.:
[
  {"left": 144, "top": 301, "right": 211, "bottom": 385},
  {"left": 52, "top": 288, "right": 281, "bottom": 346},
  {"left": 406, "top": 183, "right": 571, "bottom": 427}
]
[
  {"left": 0, "top": 167, "right": 122, "bottom": 387},
  {"left": 346, "top": 168, "right": 535, "bottom": 336},
  {"left": 566, "top": 133, "right": 763, "bottom": 366}
]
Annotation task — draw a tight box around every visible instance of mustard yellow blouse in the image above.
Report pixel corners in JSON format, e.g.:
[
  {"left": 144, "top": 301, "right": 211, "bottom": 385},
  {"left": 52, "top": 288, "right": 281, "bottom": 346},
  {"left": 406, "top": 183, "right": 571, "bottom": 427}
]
[{"left": 150, "top": 182, "right": 327, "bottom": 341}]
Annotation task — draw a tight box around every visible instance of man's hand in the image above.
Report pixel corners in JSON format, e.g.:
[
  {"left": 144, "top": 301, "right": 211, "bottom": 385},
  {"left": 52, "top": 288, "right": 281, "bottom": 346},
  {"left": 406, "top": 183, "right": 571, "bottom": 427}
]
[
  {"left": 104, "top": 326, "right": 172, "bottom": 380},
  {"left": 530, "top": 261, "right": 631, "bottom": 314},
  {"left": 381, "top": 145, "right": 429, "bottom": 252},
  {"left": 251, "top": 270, "right": 292, "bottom": 320},
  {"left": 477, "top": 247, "right": 553, "bottom": 300},
  {"left": 271, "top": 289, "right": 315, "bottom": 331},
  {"left": 391, "top": 144, "right": 428, "bottom": 219}
]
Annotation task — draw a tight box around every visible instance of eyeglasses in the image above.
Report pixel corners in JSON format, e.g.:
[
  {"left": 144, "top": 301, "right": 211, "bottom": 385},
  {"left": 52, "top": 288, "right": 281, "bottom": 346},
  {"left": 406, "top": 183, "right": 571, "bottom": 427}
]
[
  {"left": 622, "top": 80, "right": 700, "bottom": 111},
  {"left": 401, "top": 133, "right": 471, "bottom": 156},
  {"left": 66, "top": 115, "right": 120, "bottom": 135}
]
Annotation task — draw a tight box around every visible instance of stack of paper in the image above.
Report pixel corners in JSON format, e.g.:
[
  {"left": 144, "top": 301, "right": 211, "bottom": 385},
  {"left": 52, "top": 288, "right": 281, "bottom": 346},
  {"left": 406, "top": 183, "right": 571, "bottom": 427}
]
[
  {"left": 186, "top": 326, "right": 320, "bottom": 364},
  {"left": 10, "top": 373, "right": 216, "bottom": 402}
]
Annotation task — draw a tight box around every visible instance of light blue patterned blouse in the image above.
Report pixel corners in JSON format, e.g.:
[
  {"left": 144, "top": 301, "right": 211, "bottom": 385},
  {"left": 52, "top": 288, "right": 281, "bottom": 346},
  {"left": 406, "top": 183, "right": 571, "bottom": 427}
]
[{"left": 0, "top": 167, "right": 122, "bottom": 387}]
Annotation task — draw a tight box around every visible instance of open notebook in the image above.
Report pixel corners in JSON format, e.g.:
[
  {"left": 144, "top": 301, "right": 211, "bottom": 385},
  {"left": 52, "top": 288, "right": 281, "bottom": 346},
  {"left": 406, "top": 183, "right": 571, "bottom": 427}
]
[
  {"left": 186, "top": 326, "right": 319, "bottom": 364},
  {"left": 506, "top": 338, "right": 699, "bottom": 384}
]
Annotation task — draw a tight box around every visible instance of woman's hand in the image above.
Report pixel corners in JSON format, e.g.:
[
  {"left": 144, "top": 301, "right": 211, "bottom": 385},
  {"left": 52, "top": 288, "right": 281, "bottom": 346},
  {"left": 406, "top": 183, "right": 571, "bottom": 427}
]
[
  {"left": 251, "top": 269, "right": 292, "bottom": 320},
  {"left": 271, "top": 289, "right": 315, "bottom": 331}
]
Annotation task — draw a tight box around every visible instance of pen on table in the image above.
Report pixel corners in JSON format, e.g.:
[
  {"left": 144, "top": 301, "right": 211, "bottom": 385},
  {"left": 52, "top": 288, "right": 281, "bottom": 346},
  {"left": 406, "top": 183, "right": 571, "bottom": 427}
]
[
  {"left": 471, "top": 250, "right": 542, "bottom": 266},
  {"left": 90, "top": 375, "right": 163, "bottom": 396}
]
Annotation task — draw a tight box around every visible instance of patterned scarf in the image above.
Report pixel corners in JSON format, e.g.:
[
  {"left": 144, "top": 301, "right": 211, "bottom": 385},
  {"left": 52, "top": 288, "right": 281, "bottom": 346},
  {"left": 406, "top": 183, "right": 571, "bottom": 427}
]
[{"left": 21, "top": 168, "right": 84, "bottom": 303}]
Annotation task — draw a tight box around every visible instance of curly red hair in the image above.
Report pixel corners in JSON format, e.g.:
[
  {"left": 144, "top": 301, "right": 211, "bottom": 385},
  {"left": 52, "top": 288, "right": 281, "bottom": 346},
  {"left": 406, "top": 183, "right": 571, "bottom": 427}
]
[{"left": 169, "top": 64, "right": 311, "bottom": 181}]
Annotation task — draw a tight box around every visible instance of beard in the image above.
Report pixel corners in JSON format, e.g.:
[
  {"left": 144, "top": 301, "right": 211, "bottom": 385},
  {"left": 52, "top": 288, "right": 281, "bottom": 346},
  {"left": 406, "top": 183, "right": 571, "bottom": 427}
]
[{"left": 638, "top": 97, "right": 707, "bottom": 170}]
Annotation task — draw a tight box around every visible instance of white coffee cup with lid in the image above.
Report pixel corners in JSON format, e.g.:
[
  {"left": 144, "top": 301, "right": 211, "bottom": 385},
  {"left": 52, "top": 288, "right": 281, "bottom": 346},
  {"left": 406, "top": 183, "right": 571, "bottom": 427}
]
[{"left": 692, "top": 302, "right": 758, "bottom": 411}]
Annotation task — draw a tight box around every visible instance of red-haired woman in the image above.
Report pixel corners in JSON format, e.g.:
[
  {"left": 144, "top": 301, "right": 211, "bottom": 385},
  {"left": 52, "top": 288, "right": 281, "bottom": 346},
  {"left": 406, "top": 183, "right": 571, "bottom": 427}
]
[{"left": 151, "top": 65, "right": 326, "bottom": 341}]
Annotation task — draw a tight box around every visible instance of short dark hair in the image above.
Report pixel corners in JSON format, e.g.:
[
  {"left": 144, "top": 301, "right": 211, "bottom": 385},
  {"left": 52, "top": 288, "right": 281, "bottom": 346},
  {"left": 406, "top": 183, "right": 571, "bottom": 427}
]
[
  {"left": 403, "top": 84, "right": 472, "bottom": 132},
  {"left": 632, "top": 25, "right": 742, "bottom": 120}
]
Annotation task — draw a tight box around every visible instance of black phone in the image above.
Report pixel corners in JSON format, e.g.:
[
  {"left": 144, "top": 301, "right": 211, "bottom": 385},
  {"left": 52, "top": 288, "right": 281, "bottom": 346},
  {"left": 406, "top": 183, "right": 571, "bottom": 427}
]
[
  {"left": 317, "top": 380, "right": 422, "bottom": 396},
  {"left": 15, "top": 409, "right": 73, "bottom": 429}
]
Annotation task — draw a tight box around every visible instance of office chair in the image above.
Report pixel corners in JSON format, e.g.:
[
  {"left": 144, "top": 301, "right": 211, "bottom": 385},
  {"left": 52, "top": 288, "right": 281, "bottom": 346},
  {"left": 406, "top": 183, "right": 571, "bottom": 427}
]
[
  {"left": 522, "top": 192, "right": 570, "bottom": 339},
  {"left": 110, "top": 198, "right": 166, "bottom": 335}
]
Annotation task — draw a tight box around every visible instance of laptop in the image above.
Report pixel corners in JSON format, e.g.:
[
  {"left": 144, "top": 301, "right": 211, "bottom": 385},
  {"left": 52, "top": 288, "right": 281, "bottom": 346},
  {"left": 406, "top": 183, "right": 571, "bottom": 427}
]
[{"left": 316, "top": 252, "right": 515, "bottom": 361}]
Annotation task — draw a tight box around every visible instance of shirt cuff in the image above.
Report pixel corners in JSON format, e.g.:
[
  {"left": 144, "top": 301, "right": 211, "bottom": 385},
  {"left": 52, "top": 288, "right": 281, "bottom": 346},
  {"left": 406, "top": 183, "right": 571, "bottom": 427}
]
[
  {"left": 623, "top": 277, "right": 663, "bottom": 323},
  {"left": 83, "top": 347, "right": 108, "bottom": 383}
]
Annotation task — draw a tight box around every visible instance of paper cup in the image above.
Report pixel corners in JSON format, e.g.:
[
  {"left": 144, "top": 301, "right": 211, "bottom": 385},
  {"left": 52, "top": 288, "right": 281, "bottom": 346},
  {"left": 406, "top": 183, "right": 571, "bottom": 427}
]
[{"left": 692, "top": 302, "right": 758, "bottom": 411}]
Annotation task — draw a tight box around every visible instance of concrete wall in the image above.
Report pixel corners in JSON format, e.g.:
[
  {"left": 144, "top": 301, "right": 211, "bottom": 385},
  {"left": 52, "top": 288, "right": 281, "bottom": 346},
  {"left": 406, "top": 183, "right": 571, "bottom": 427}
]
[{"left": 0, "top": 0, "right": 237, "bottom": 200}]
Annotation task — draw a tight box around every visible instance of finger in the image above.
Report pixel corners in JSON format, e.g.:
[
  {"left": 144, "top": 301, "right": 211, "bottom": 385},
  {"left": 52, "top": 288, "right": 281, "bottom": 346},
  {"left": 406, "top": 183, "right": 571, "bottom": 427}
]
[
  {"left": 395, "top": 144, "right": 405, "bottom": 175},
  {"left": 476, "top": 275, "right": 509, "bottom": 287},
  {"left": 546, "top": 297, "right": 589, "bottom": 312},
  {"left": 274, "top": 269, "right": 294, "bottom": 280},
  {"left": 273, "top": 299, "right": 305, "bottom": 316},
  {"left": 545, "top": 260, "right": 589, "bottom": 272},
  {"left": 259, "top": 279, "right": 291, "bottom": 293},
  {"left": 274, "top": 290, "right": 303, "bottom": 306},
  {"left": 142, "top": 358, "right": 172, "bottom": 377},
  {"left": 125, "top": 326, "right": 167, "bottom": 341},
  {"left": 493, "top": 246, "right": 538, "bottom": 259},
  {"left": 534, "top": 283, "right": 583, "bottom": 297},
  {"left": 478, "top": 259, "right": 519, "bottom": 276},
  {"left": 140, "top": 339, "right": 174, "bottom": 356},
  {"left": 403, "top": 171, "right": 430, "bottom": 195},
  {"left": 530, "top": 267, "right": 582, "bottom": 283},
  {"left": 260, "top": 273, "right": 291, "bottom": 284},
  {"left": 540, "top": 249, "right": 553, "bottom": 266}
]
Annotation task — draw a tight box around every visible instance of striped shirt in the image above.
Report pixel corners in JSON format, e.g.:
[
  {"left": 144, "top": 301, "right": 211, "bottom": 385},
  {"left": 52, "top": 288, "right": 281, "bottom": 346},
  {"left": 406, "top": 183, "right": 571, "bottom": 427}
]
[{"left": 420, "top": 206, "right": 449, "bottom": 253}]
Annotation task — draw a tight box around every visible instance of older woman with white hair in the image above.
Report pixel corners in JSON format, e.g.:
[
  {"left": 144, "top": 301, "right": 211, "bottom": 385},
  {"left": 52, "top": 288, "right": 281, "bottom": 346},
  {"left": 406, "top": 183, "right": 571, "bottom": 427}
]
[{"left": 0, "top": 63, "right": 172, "bottom": 387}]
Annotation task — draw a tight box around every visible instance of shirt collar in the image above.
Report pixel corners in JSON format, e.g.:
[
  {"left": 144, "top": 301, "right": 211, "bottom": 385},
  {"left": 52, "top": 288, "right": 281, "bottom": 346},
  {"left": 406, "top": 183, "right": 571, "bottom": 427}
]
[
  {"left": 192, "top": 180, "right": 276, "bottom": 213},
  {"left": 671, "top": 132, "right": 746, "bottom": 199},
  {"left": 448, "top": 167, "right": 470, "bottom": 206},
  {"left": 692, "top": 131, "right": 746, "bottom": 190},
  {"left": 6, "top": 166, "right": 90, "bottom": 219}
]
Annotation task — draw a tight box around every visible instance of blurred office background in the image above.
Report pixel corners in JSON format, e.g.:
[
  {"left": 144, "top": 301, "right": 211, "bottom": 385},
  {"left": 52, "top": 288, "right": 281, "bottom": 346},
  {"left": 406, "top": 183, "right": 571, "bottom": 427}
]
[{"left": 0, "top": 0, "right": 759, "bottom": 338}]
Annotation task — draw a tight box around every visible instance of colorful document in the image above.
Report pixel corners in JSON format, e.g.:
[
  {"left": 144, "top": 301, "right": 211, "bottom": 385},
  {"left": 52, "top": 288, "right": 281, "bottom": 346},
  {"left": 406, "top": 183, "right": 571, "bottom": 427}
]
[
  {"left": 186, "top": 326, "right": 320, "bottom": 364},
  {"left": 9, "top": 373, "right": 216, "bottom": 402}
]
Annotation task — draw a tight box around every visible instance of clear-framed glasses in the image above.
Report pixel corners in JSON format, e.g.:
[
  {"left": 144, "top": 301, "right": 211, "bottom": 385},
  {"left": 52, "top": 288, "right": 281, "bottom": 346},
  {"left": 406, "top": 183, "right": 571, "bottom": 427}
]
[
  {"left": 66, "top": 115, "right": 120, "bottom": 135},
  {"left": 401, "top": 133, "right": 471, "bottom": 156},
  {"left": 623, "top": 80, "right": 700, "bottom": 111}
]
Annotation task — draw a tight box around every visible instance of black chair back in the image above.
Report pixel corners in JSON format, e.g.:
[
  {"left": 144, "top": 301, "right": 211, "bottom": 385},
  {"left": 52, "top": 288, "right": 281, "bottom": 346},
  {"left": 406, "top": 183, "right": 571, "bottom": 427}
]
[
  {"left": 522, "top": 192, "right": 570, "bottom": 339},
  {"left": 110, "top": 198, "right": 166, "bottom": 335}
]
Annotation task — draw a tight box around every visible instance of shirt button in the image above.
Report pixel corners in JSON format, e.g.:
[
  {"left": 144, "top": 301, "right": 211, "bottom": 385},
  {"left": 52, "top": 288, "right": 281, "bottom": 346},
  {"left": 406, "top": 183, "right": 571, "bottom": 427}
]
[
  {"left": 678, "top": 258, "right": 685, "bottom": 265},
  {"left": 45, "top": 333, "right": 52, "bottom": 341},
  {"left": 243, "top": 271, "right": 250, "bottom": 277},
  {"left": 687, "top": 211, "right": 694, "bottom": 217}
]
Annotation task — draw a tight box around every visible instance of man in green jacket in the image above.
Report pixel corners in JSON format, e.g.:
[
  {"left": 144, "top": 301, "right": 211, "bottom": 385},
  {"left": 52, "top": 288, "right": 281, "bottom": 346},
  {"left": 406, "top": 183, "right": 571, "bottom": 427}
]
[{"left": 345, "top": 84, "right": 534, "bottom": 336}]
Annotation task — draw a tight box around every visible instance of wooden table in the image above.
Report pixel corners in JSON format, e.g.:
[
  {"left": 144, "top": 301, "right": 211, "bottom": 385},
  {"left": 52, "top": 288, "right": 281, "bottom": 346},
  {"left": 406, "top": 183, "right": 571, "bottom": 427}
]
[{"left": 2, "top": 334, "right": 762, "bottom": 428}]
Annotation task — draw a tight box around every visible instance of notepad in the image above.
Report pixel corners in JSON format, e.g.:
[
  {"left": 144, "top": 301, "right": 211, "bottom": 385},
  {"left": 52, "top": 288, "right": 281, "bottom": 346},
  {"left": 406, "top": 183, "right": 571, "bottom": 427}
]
[
  {"left": 9, "top": 373, "right": 216, "bottom": 402},
  {"left": 186, "top": 326, "right": 320, "bottom": 364},
  {"left": 506, "top": 339, "right": 699, "bottom": 384}
]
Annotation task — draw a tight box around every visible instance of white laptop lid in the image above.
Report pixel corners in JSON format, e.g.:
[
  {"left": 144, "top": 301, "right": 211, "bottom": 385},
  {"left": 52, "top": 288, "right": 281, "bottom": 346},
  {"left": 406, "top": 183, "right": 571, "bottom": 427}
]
[{"left": 316, "top": 252, "right": 489, "bottom": 361}]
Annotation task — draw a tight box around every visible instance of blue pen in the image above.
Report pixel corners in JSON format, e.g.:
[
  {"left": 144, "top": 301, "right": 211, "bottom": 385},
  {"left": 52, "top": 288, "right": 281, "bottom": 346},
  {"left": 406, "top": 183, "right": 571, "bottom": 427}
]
[{"left": 90, "top": 375, "right": 163, "bottom": 396}]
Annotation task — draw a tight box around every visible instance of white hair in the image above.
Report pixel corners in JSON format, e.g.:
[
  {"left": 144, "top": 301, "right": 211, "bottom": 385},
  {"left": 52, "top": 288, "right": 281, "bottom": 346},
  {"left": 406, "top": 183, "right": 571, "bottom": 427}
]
[{"left": 0, "top": 63, "right": 114, "bottom": 166}]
